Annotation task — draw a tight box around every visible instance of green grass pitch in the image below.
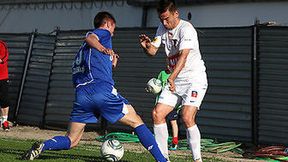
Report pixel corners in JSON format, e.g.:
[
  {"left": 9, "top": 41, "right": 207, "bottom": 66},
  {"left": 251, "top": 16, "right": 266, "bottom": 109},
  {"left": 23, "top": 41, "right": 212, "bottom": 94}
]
[{"left": 0, "top": 138, "right": 225, "bottom": 162}]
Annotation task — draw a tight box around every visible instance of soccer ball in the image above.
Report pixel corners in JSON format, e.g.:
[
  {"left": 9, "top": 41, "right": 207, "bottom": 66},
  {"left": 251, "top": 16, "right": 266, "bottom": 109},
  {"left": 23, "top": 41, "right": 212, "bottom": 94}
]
[
  {"left": 146, "top": 78, "right": 162, "bottom": 94},
  {"left": 100, "top": 139, "right": 124, "bottom": 162}
]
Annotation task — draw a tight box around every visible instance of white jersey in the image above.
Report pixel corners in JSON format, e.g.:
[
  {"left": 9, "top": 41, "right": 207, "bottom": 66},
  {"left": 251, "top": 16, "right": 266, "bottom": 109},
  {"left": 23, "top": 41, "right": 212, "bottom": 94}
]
[{"left": 151, "top": 20, "right": 207, "bottom": 84}]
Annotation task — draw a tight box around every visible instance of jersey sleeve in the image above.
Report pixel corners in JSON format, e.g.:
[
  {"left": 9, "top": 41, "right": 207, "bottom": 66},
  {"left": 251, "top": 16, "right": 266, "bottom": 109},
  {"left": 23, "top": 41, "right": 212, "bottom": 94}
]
[
  {"left": 157, "top": 70, "right": 170, "bottom": 87},
  {"left": 179, "top": 25, "right": 198, "bottom": 51},
  {"left": 86, "top": 31, "right": 99, "bottom": 40},
  {"left": 85, "top": 29, "right": 110, "bottom": 41},
  {"left": 0, "top": 43, "right": 5, "bottom": 59},
  {"left": 151, "top": 25, "right": 163, "bottom": 48},
  {"left": 0, "top": 41, "right": 8, "bottom": 61}
]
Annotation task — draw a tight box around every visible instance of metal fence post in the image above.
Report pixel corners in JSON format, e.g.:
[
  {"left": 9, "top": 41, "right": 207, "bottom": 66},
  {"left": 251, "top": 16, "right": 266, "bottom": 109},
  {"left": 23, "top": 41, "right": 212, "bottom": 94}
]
[
  {"left": 252, "top": 19, "right": 259, "bottom": 145},
  {"left": 13, "top": 30, "right": 37, "bottom": 124},
  {"left": 41, "top": 30, "right": 58, "bottom": 129}
]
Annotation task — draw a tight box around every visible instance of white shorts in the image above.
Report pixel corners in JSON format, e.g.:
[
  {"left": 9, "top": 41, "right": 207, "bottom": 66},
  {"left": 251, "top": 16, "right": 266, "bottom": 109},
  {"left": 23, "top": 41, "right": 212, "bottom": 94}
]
[{"left": 157, "top": 80, "right": 208, "bottom": 109}]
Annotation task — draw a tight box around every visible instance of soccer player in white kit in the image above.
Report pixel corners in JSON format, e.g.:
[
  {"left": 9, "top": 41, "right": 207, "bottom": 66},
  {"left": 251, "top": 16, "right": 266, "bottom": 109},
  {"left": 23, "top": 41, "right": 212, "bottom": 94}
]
[{"left": 139, "top": 1, "right": 208, "bottom": 162}]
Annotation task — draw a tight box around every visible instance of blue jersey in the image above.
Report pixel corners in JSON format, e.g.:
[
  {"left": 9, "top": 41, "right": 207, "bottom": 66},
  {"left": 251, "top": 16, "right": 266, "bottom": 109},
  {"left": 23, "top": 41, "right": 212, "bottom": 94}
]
[{"left": 72, "top": 29, "right": 114, "bottom": 87}]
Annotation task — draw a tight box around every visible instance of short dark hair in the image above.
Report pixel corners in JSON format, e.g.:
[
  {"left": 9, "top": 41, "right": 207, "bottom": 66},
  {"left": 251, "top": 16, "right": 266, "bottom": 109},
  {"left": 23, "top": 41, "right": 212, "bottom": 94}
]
[
  {"left": 93, "top": 11, "right": 116, "bottom": 28},
  {"left": 157, "top": 1, "right": 177, "bottom": 14}
]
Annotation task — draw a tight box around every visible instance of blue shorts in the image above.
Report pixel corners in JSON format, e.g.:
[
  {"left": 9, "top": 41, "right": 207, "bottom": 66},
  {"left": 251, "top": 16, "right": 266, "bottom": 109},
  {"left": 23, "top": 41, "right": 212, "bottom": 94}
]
[{"left": 70, "top": 82, "right": 129, "bottom": 124}]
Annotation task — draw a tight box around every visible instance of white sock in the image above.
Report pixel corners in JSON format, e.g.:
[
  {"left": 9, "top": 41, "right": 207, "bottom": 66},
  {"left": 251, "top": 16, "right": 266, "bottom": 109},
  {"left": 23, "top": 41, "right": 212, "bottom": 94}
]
[
  {"left": 187, "top": 125, "right": 202, "bottom": 161},
  {"left": 2, "top": 115, "right": 8, "bottom": 122},
  {"left": 153, "top": 123, "right": 169, "bottom": 159}
]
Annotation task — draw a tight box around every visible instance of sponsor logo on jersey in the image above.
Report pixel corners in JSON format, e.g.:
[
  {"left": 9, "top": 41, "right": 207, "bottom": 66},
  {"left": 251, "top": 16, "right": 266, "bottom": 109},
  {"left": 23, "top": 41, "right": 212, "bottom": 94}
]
[
  {"left": 191, "top": 91, "right": 198, "bottom": 98},
  {"left": 166, "top": 54, "right": 180, "bottom": 72}
]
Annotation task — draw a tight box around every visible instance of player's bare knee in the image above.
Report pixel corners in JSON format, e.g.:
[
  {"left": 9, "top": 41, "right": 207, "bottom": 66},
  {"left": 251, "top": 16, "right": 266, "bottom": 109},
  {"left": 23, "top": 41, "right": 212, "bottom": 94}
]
[
  {"left": 122, "top": 113, "right": 143, "bottom": 128},
  {"left": 182, "top": 116, "right": 196, "bottom": 127},
  {"left": 152, "top": 110, "right": 165, "bottom": 124},
  {"left": 152, "top": 109, "right": 158, "bottom": 121},
  {"left": 131, "top": 115, "right": 144, "bottom": 127}
]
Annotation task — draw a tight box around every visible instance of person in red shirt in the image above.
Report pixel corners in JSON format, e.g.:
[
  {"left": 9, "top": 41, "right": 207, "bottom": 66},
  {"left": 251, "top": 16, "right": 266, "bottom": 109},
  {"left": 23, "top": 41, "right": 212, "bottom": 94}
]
[{"left": 0, "top": 40, "right": 10, "bottom": 131}]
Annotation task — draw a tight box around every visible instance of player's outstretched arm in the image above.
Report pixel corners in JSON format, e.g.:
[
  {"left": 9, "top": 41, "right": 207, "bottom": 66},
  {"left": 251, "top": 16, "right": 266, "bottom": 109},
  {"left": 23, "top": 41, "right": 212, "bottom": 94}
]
[
  {"left": 139, "top": 34, "right": 158, "bottom": 56},
  {"left": 85, "top": 33, "right": 114, "bottom": 55}
]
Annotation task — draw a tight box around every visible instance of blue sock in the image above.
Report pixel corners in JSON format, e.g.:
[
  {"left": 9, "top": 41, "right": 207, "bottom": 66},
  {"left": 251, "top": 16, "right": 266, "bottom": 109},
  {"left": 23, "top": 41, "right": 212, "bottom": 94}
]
[
  {"left": 42, "top": 136, "right": 71, "bottom": 151},
  {"left": 134, "top": 124, "right": 167, "bottom": 162}
]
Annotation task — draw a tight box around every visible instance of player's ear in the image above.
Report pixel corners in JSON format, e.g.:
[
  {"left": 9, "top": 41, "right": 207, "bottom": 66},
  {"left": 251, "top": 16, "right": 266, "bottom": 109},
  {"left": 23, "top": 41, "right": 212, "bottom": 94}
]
[
  {"left": 174, "top": 10, "right": 179, "bottom": 18},
  {"left": 107, "top": 21, "right": 116, "bottom": 31},
  {"left": 105, "top": 20, "right": 111, "bottom": 28},
  {"left": 107, "top": 20, "right": 115, "bottom": 28}
]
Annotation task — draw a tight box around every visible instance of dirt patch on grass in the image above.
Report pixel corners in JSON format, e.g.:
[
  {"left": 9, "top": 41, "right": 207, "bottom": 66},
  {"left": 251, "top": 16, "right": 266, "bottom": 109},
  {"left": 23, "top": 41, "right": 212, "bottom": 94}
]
[{"left": 0, "top": 125, "right": 262, "bottom": 162}]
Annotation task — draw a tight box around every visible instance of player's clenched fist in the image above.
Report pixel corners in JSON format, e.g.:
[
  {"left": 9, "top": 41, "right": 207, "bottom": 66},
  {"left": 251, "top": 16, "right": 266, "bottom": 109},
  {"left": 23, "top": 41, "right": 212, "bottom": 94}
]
[{"left": 167, "top": 78, "right": 176, "bottom": 92}]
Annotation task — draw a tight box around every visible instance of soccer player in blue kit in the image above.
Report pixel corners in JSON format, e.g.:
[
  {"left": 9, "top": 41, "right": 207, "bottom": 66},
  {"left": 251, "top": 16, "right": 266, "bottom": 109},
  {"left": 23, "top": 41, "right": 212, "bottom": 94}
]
[{"left": 23, "top": 11, "right": 167, "bottom": 162}]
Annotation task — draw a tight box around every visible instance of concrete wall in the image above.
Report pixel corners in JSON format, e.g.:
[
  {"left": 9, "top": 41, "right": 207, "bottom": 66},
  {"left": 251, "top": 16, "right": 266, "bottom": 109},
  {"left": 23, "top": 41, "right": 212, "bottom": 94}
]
[
  {"left": 148, "top": 2, "right": 288, "bottom": 27},
  {"left": 0, "top": 1, "right": 142, "bottom": 33},
  {"left": 0, "top": 1, "right": 288, "bottom": 33}
]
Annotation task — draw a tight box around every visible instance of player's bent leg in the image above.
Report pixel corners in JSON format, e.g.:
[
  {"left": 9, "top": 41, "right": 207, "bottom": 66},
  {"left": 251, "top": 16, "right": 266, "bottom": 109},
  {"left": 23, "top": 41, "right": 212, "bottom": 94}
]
[
  {"left": 22, "top": 137, "right": 72, "bottom": 160},
  {"left": 118, "top": 104, "right": 143, "bottom": 128},
  {"left": 153, "top": 103, "right": 173, "bottom": 159},
  {"left": 182, "top": 105, "right": 202, "bottom": 162},
  {"left": 118, "top": 105, "right": 168, "bottom": 162},
  {"left": 42, "top": 122, "right": 85, "bottom": 151},
  {"left": 152, "top": 103, "right": 173, "bottom": 124},
  {"left": 22, "top": 122, "right": 85, "bottom": 160},
  {"left": 66, "top": 122, "right": 85, "bottom": 148},
  {"left": 181, "top": 105, "right": 198, "bottom": 128}
]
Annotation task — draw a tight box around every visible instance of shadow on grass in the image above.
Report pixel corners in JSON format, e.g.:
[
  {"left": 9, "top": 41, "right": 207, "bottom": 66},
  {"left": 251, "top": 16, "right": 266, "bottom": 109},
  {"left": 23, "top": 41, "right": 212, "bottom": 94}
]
[{"left": 0, "top": 148, "right": 130, "bottom": 162}]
